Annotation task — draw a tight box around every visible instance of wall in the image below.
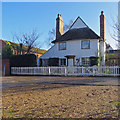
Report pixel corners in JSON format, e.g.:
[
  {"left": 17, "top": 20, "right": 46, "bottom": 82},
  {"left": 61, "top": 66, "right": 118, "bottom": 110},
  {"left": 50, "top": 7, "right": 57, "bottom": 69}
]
[
  {"left": 41, "top": 39, "right": 99, "bottom": 58},
  {"left": 99, "top": 41, "right": 106, "bottom": 65},
  {"left": 39, "top": 39, "right": 99, "bottom": 65},
  {"left": 0, "top": 59, "right": 10, "bottom": 76}
]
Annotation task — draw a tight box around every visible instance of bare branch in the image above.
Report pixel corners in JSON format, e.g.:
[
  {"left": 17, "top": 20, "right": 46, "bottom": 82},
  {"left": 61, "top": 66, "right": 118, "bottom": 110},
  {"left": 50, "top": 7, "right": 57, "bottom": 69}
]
[
  {"left": 47, "top": 20, "right": 73, "bottom": 48},
  {"left": 13, "top": 29, "right": 41, "bottom": 54}
]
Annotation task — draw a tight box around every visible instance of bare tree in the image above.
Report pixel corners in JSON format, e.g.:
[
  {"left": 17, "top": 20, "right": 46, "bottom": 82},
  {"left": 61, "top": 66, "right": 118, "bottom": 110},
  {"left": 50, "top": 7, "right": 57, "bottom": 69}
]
[
  {"left": 63, "top": 20, "right": 73, "bottom": 33},
  {"left": 13, "top": 29, "right": 40, "bottom": 54},
  {"left": 111, "top": 17, "right": 120, "bottom": 49},
  {"left": 47, "top": 20, "right": 73, "bottom": 47},
  {"left": 111, "top": 22, "right": 120, "bottom": 41}
]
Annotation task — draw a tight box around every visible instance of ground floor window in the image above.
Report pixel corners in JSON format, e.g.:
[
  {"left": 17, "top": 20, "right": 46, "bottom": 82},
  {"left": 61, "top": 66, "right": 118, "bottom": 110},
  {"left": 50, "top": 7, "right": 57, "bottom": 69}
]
[
  {"left": 82, "top": 57, "right": 90, "bottom": 66},
  {"left": 42, "top": 59, "right": 49, "bottom": 66},
  {"left": 59, "top": 59, "right": 66, "bottom": 66}
]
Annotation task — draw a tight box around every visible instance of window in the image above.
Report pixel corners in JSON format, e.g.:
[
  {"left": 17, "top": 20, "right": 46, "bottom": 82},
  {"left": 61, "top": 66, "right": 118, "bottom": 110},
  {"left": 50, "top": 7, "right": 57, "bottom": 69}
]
[
  {"left": 81, "top": 40, "right": 90, "bottom": 49},
  {"left": 82, "top": 58, "right": 90, "bottom": 66},
  {"left": 42, "top": 59, "right": 49, "bottom": 66},
  {"left": 59, "top": 42, "right": 66, "bottom": 50},
  {"left": 60, "top": 59, "right": 66, "bottom": 66}
]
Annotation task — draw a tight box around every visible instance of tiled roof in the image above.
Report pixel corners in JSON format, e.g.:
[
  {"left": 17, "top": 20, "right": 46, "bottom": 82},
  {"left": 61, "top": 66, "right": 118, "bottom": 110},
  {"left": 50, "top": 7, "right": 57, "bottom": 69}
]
[{"left": 52, "top": 27, "right": 101, "bottom": 43}]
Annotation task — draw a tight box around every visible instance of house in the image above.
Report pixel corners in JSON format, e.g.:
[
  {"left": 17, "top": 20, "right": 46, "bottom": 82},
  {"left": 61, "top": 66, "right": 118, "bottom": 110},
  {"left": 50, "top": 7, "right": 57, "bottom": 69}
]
[{"left": 38, "top": 11, "right": 106, "bottom": 67}]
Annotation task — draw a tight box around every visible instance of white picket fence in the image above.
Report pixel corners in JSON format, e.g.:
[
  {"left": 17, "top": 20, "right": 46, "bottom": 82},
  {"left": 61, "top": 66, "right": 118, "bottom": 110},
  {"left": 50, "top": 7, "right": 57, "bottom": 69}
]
[{"left": 11, "top": 66, "right": 120, "bottom": 76}]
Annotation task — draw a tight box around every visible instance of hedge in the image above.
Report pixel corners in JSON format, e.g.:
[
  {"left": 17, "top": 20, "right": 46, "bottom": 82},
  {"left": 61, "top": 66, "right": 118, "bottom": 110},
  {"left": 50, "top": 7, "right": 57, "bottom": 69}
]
[
  {"left": 10, "top": 54, "right": 37, "bottom": 67},
  {"left": 48, "top": 58, "right": 59, "bottom": 66},
  {"left": 89, "top": 57, "right": 99, "bottom": 66},
  {"left": 39, "top": 58, "right": 42, "bottom": 67}
]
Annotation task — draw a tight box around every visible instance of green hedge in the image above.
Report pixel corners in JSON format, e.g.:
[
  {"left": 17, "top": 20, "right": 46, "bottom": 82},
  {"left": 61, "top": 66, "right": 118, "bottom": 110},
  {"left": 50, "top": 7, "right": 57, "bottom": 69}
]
[
  {"left": 89, "top": 57, "right": 98, "bottom": 66},
  {"left": 2, "top": 43, "right": 14, "bottom": 59},
  {"left": 39, "top": 58, "right": 42, "bottom": 67},
  {"left": 48, "top": 58, "right": 59, "bottom": 66},
  {"left": 10, "top": 54, "right": 37, "bottom": 67}
]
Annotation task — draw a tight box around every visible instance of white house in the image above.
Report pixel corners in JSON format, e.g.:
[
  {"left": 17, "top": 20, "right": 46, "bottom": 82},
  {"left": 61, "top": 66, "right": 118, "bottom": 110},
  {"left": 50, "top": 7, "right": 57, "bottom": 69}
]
[{"left": 38, "top": 11, "right": 106, "bottom": 67}]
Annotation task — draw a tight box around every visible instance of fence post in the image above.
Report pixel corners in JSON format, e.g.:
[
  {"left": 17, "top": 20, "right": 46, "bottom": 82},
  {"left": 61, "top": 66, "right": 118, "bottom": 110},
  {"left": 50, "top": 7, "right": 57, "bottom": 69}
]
[
  {"left": 114, "top": 66, "right": 115, "bottom": 77},
  {"left": 93, "top": 67, "right": 94, "bottom": 76},
  {"left": 116, "top": 66, "right": 118, "bottom": 76},
  {"left": 82, "top": 66, "right": 83, "bottom": 76},
  {"left": 65, "top": 67, "right": 67, "bottom": 76},
  {"left": 49, "top": 67, "right": 51, "bottom": 75}
]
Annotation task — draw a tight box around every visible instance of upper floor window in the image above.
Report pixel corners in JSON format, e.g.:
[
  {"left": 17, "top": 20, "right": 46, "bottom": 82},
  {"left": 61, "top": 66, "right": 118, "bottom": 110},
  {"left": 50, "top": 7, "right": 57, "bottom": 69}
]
[
  {"left": 59, "top": 42, "right": 66, "bottom": 50},
  {"left": 81, "top": 40, "right": 90, "bottom": 49}
]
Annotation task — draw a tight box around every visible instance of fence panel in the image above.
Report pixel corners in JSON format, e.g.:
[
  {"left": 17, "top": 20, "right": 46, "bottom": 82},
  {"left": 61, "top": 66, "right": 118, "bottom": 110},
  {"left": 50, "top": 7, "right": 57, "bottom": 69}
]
[{"left": 11, "top": 66, "right": 120, "bottom": 76}]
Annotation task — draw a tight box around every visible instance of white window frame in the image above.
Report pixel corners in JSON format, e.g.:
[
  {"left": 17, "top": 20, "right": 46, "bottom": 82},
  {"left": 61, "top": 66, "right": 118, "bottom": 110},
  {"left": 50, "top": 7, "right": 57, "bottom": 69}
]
[
  {"left": 59, "top": 58, "right": 66, "bottom": 66},
  {"left": 82, "top": 57, "right": 90, "bottom": 66},
  {"left": 81, "top": 40, "right": 90, "bottom": 49}
]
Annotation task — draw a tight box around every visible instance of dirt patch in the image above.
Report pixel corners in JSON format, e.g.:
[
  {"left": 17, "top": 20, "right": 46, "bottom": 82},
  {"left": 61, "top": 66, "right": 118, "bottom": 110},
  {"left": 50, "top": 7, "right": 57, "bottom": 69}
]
[{"left": 2, "top": 83, "right": 119, "bottom": 119}]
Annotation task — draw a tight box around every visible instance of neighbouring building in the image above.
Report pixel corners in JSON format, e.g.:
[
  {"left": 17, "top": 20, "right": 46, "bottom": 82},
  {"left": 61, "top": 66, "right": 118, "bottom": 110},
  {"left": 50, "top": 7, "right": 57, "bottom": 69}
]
[
  {"left": 0, "top": 39, "right": 46, "bottom": 60},
  {"left": 38, "top": 11, "right": 106, "bottom": 67},
  {"left": 106, "top": 50, "right": 120, "bottom": 66}
]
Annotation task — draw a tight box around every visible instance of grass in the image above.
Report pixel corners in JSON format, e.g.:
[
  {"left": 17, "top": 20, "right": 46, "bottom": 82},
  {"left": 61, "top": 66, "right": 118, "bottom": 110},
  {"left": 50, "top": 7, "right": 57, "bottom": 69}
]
[{"left": 110, "top": 102, "right": 120, "bottom": 109}]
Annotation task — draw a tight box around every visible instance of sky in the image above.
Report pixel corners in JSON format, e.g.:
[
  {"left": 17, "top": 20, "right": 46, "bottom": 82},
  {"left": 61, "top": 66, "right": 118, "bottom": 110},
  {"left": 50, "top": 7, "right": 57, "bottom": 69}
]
[{"left": 2, "top": 2, "right": 119, "bottom": 50}]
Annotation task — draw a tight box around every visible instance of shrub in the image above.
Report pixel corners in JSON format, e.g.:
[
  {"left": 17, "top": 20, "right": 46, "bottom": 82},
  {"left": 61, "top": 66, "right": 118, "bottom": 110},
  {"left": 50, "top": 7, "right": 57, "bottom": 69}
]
[
  {"left": 48, "top": 58, "right": 59, "bottom": 66},
  {"left": 90, "top": 57, "right": 99, "bottom": 66},
  {"left": 2, "top": 43, "right": 14, "bottom": 59},
  {"left": 39, "top": 58, "right": 42, "bottom": 67},
  {"left": 10, "top": 54, "right": 37, "bottom": 67}
]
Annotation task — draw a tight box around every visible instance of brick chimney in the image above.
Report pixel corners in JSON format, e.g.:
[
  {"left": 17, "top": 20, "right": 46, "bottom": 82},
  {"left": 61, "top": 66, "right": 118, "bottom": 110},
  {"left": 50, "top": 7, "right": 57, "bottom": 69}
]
[
  {"left": 56, "top": 14, "right": 63, "bottom": 39},
  {"left": 100, "top": 11, "right": 105, "bottom": 41}
]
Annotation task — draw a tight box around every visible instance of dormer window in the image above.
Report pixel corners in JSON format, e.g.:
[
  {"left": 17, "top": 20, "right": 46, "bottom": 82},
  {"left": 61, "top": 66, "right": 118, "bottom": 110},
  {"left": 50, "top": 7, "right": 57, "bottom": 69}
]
[
  {"left": 59, "top": 42, "right": 66, "bottom": 50},
  {"left": 81, "top": 40, "right": 90, "bottom": 49}
]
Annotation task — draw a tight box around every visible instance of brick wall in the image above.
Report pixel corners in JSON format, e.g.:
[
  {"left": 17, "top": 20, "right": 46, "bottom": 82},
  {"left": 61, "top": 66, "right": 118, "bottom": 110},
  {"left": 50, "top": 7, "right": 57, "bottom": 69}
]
[{"left": 0, "top": 59, "right": 10, "bottom": 76}]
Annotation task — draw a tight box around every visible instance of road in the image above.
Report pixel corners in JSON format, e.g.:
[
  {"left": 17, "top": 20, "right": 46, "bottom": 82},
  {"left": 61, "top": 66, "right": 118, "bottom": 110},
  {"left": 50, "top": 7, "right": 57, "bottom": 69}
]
[{"left": 1, "top": 76, "right": 119, "bottom": 89}]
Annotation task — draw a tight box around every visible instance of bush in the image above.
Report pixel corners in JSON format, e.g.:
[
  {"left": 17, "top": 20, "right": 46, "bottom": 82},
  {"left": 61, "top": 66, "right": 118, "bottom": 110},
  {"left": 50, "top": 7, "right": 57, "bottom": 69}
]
[
  {"left": 10, "top": 54, "right": 37, "bottom": 67},
  {"left": 90, "top": 57, "right": 98, "bottom": 66},
  {"left": 2, "top": 43, "right": 14, "bottom": 59},
  {"left": 39, "top": 58, "right": 42, "bottom": 67},
  {"left": 48, "top": 58, "right": 59, "bottom": 66}
]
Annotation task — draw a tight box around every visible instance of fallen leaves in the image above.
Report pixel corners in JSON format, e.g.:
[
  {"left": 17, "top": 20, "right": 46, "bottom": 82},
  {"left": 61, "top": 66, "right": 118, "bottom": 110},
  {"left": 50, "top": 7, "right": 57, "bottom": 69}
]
[{"left": 2, "top": 84, "right": 119, "bottom": 118}]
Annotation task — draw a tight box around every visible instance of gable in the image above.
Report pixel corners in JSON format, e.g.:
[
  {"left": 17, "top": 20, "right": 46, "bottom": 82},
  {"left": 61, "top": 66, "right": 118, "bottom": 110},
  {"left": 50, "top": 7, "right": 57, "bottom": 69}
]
[{"left": 69, "top": 16, "right": 88, "bottom": 29}]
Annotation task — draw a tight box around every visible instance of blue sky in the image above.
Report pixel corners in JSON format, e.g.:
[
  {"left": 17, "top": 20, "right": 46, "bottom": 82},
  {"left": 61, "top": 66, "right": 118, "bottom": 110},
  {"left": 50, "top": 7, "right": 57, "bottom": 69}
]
[{"left": 2, "top": 2, "right": 118, "bottom": 50}]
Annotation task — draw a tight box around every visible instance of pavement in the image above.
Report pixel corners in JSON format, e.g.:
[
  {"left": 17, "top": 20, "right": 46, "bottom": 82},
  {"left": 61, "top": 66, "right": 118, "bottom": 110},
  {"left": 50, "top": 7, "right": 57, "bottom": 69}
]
[{"left": 1, "top": 76, "right": 119, "bottom": 89}]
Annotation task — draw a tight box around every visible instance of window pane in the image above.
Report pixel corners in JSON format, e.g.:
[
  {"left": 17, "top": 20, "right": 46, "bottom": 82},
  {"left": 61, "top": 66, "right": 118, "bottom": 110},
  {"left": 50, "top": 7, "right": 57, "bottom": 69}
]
[
  {"left": 60, "top": 59, "right": 66, "bottom": 66},
  {"left": 82, "top": 41, "right": 90, "bottom": 49},
  {"left": 82, "top": 58, "right": 90, "bottom": 66},
  {"left": 59, "top": 42, "right": 66, "bottom": 50}
]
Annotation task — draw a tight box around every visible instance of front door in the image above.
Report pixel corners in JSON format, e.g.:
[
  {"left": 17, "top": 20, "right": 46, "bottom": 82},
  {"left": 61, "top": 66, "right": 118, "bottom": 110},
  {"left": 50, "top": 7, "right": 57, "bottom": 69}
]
[{"left": 68, "top": 59, "right": 73, "bottom": 66}]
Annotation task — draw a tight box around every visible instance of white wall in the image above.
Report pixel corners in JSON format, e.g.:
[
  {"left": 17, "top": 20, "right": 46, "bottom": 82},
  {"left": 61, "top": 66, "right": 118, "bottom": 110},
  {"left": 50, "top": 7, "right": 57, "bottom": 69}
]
[
  {"left": 40, "top": 39, "right": 99, "bottom": 59},
  {"left": 99, "top": 41, "right": 106, "bottom": 66}
]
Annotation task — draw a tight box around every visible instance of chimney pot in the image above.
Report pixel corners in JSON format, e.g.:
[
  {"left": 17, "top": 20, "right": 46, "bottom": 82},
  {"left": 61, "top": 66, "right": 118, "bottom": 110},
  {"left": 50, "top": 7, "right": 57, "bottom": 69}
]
[{"left": 101, "top": 11, "right": 104, "bottom": 15}]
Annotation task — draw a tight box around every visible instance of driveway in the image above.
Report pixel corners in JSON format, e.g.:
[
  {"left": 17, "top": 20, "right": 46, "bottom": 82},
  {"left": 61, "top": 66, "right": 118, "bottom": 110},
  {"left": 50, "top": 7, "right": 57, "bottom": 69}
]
[{"left": 1, "top": 76, "right": 119, "bottom": 89}]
